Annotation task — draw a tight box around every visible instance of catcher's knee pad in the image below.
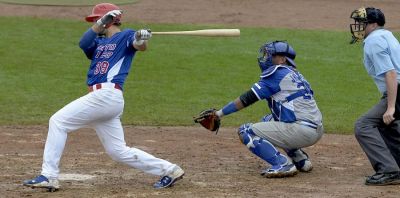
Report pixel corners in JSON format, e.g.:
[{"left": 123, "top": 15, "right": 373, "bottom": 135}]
[
  {"left": 238, "top": 123, "right": 255, "bottom": 144},
  {"left": 238, "top": 123, "right": 286, "bottom": 166}
]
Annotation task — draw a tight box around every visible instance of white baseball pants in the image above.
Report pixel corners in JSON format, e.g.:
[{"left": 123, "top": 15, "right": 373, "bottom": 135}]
[{"left": 41, "top": 84, "right": 177, "bottom": 179}]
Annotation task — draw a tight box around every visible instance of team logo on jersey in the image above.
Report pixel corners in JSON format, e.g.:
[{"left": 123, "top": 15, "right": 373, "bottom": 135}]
[{"left": 95, "top": 44, "right": 117, "bottom": 59}]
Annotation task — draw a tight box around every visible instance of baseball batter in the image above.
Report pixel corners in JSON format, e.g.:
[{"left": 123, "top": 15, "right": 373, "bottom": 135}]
[
  {"left": 204, "top": 41, "right": 323, "bottom": 177},
  {"left": 23, "top": 3, "right": 184, "bottom": 191}
]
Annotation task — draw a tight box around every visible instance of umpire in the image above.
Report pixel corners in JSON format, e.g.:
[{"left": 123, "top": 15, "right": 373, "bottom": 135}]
[{"left": 350, "top": 7, "right": 400, "bottom": 185}]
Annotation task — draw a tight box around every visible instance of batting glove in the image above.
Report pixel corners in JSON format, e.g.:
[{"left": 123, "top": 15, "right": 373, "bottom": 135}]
[
  {"left": 134, "top": 29, "right": 152, "bottom": 40},
  {"left": 96, "top": 10, "right": 122, "bottom": 28}
]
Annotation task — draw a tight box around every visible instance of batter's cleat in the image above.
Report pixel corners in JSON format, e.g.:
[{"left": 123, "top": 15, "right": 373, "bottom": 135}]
[
  {"left": 153, "top": 166, "right": 185, "bottom": 189},
  {"left": 261, "top": 162, "right": 298, "bottom": 178},
  {"left": 23, "top": 175, "right": 60, "bottom": 192},
  {"left": 286, "top": 149, "right": 313, "bottom": 172},
  {"left": 365, "top": 172, "right": 400, "bottom": 186}
]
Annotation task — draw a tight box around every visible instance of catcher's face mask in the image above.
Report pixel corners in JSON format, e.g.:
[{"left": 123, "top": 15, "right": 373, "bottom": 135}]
[
  {"left": 258, "top": 41, "right": 296, "bottom": 72},
  {"left": 350, "top": 7, "right": 368, "bottom": 44},
  {"left": 258, "top": 42, "right": 274, "bottom": 72}
]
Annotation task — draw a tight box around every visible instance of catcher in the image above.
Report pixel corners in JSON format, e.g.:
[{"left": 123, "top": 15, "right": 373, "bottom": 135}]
[{"left": 194, "top": 41, "right": 324, "bottom": 178}]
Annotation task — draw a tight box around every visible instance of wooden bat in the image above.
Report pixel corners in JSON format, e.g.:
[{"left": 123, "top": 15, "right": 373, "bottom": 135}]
[{"left": 151, "top": 29, "right": 240, "bottom": 37}]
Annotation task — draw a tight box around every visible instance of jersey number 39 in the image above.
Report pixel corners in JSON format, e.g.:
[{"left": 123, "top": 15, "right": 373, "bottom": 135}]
[{"left": 94, "top": 61, "right": 110, "bottom": 75}]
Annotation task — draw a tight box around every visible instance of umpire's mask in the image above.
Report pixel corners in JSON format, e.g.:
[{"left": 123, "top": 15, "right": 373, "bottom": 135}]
[
  {"left": 350, "top": 7, "right": 368, "bottom": 44},
  {"left": 350, "top": 7, "right": 385, "bottom": 44}
]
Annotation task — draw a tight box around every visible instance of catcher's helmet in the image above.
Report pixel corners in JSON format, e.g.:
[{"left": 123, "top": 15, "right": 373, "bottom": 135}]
[
  {"left": 258, "top": 41, "right": 296, "bottom": 72},
  {"left": 85, "top": 3, "right": 122, "bottom": 25},
  {"left": 349, "top": 7, "right": 385, "bottom": 44}
]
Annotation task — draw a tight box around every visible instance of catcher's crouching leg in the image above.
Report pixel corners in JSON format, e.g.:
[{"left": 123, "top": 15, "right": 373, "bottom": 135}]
[
  {"left": 238, "top": 123, "right": 298, "bottom": 178},
  {"left": 286, "top": 149, "right": 313, "bottom": 172}
]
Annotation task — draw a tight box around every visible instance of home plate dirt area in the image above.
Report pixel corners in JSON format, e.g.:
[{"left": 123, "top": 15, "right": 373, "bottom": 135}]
[{"left": 1, "top": 126, "right": 399, "bottom": 197}]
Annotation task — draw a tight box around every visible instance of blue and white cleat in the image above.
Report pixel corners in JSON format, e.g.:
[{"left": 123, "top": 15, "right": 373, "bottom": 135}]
[
  {"left": 261, "top": 162, "right": 298, "bottom": 178},
  {"left": 153, "top": 166, "right": 185, "bottom": 189},
  {"left": 23, "top": 175, "right": 60, "bottom": 192},
  {"left": 287, "top": 149, "right": 313, "bottom": 172}
]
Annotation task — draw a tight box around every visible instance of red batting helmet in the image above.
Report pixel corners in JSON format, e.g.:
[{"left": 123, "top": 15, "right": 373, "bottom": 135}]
[{"left": 85, "top": 3, "right": 121, "bottom": 23}]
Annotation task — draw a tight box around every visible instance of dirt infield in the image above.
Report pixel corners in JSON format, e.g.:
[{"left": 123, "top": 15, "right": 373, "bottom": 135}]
[
  {"left": 1, "top": 126, "right": 399, "bottom": 198},
  {"left": 1, "top": 0, "right": 400, "bottom": 197}
]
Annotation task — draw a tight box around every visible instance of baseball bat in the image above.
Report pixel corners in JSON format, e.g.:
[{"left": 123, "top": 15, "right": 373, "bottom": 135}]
[{"left": 151, "top": 29, "right": 240, "bottom": 37}]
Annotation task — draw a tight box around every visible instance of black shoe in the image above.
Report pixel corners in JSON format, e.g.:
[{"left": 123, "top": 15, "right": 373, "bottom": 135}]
[{"left": 365, "top": 172, "right": 400, "bottom": 186}]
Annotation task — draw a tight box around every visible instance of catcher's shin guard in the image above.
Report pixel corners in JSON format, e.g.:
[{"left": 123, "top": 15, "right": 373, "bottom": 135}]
[{"left": 238, "top": 123, "right": 287, "bottom": 166}]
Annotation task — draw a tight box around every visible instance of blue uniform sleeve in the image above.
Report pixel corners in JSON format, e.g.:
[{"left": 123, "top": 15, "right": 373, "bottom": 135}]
[
  {"left": 251, "top": 74, "right": 283, "bottom": 100},
  {"left": 369, "top": 36, "right": 395, "bottom": 76},
  {"left": 126, "top": 29, "right": 137, "bottom": 51},
  {"left": 79, "top": 28, "right": 98, "bottom": 60}
]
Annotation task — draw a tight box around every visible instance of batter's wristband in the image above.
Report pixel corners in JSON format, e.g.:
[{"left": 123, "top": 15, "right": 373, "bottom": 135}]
[
  {"left": 133, "top": 39, "right": 144, "bottom": 46},
  {"left": 222, "top": 101, "right": 238, "bottom": 116},
  {"left": 216, "top": 109, "right": 224, "bottom": 118},
  {"left": 96, "top": 19, "right": 104, "bottom": 27}
]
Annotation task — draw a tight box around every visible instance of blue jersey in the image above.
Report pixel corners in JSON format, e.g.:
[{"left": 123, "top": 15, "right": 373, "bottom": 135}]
[
  {"left": 251, "top": 65, "right": 322, "bottom": 125},
  {"left": 79, "top": 28, "right": 137, "bottom": 89}
]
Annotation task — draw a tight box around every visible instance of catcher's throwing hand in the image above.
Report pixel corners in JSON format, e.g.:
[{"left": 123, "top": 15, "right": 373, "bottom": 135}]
[{"left": 193, "top": 108, "right": 221, "bottom": 134}]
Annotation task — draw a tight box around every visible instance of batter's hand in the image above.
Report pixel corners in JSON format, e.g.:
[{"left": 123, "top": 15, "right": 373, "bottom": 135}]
[
  {"left": 383, "top": 107, "right": 395, "bottom": 125},
  {"left": 96, "top": 10, "right": 122, "bottom": 28},
  {"left": 135, "top": 29, "right": 152, "bottom": 40}
]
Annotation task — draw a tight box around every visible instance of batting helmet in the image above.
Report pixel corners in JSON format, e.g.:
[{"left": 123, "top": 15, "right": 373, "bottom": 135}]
[
  {"left": 349, "top": 7, "right": 385, "bottom": 44},
  {"left": 257, "top": 41, "right": 296, "bottom": 72},
  {"left": 85, "top": 3, "right": 121, "bottom": 25}
]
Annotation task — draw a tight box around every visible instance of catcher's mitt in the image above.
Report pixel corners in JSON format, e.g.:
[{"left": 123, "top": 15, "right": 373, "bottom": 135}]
[{"left": 193, "top": 108, "right": 221, "bottom": 134}]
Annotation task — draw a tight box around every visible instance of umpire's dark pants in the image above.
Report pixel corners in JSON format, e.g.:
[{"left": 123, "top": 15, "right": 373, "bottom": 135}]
[{"left": 354, "top": 93, "right": 400, "bottom": 174}]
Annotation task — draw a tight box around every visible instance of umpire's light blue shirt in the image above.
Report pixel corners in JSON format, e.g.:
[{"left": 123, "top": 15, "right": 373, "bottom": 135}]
[{"left": 363, "top": 28, "right": 400, "bottom": 93}]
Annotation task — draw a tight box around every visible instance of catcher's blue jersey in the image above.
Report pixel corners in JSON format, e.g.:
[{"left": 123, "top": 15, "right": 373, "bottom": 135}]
[
  {"left": 251, "top": 65, "right": 322, "bottom": 125},
  {"left": 79, "top": 28, "right": 137, "bottom": 89}
]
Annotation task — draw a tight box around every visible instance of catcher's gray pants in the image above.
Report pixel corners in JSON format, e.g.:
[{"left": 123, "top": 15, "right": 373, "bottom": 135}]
[
  {"left": 355, "top": 94, "right": 400, "bottom": 174},
  {"left": 251, "top": 121, "right": 324, "bottom": 150}
]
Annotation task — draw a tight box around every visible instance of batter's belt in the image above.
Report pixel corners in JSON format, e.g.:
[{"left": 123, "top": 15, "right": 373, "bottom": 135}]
[{"left": 88, "top": 83, "right": 122, "bottom": 92}]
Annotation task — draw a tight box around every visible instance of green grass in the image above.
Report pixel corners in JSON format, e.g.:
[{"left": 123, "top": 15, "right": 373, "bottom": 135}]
[
  {"left": 0, "top": 0, "right": 138, "bottom": 6},
  {"left": 0, "top": 17, "right": 384, "bottom": 133}
]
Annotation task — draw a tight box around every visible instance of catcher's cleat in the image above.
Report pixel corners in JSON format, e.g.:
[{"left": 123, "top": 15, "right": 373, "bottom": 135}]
[
  {"left": 153, "top": 166, "right": 185, "bottom": 189},
  {"left": 261, "top": 163, "right": 298, "bottom": 178},
  {"left": 286, "top": 149, "right": 313, "bottom": 172},
  {"left": 294, "top": 159, "right": 313, "bottom": 172},
  {"left": 23, "top": 175, "right": 60, "bottom": 192}
]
